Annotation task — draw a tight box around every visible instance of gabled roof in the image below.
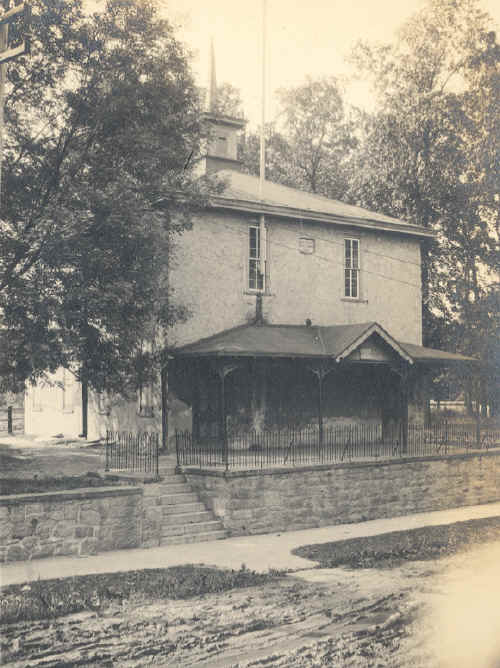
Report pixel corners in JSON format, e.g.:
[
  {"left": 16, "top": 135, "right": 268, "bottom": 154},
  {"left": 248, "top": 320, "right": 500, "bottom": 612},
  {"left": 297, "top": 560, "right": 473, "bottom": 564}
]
[
  {"left": 211, "top": 171, "right": 435, "bottom": 240},
  {"left": 174, "top": 322, "right": 476, "bottom": 365}
]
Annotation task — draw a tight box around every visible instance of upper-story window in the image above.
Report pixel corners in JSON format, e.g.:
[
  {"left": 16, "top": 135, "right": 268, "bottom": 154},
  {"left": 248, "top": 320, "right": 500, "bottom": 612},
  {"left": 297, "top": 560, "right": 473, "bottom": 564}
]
[
  {"left": 344, "top": 238, "right": 360, "bottom": 298},
  {"left": 249, "top": 225, "right": 264, "bottom": 291}
]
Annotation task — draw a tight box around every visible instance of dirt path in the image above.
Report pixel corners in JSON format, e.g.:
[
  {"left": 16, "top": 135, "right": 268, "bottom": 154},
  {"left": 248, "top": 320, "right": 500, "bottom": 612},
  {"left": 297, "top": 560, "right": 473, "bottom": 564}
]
[{"left": 3, "top": 539, "right": 499, "bottom": 667}]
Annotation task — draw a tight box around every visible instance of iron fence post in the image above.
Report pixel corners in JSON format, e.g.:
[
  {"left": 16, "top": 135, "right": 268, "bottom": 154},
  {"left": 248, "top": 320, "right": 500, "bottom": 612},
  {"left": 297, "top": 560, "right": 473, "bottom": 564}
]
[
  {"left": 7, "top": 405, "right": 12, "bottom": 434},
  {"left": 105, "top": 429, "right": 110, "bottom": 471}
]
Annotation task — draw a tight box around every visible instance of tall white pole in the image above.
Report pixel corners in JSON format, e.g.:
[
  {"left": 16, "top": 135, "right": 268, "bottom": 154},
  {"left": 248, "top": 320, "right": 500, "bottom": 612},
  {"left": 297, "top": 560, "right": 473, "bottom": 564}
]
[
  {"left": 259, "top": 0, "right": 266, "bottom": 200},
  {"left": 0, "top": 21, "right": 7, "bottom": 210}
]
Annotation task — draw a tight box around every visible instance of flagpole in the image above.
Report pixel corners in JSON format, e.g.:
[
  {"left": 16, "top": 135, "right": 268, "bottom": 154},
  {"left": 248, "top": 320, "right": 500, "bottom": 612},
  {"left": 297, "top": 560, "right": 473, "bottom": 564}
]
[
  {"left": 258, "top": 0, "right": 267, "bottom": 291},
  {"left": 259, "top": 0, "right": 266, "bottom": 199}
]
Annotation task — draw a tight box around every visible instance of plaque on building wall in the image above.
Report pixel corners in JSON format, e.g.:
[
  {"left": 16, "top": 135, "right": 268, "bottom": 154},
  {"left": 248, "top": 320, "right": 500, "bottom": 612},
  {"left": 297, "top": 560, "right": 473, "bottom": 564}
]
[{"left": 299, "top": 237, "right": 315, "bottom": 254}]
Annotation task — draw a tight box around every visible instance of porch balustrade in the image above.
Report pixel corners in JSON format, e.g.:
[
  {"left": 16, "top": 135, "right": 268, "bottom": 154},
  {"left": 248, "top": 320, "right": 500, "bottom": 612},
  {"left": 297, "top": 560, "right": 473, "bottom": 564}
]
[{"left": 175, "top": 422, "right": 500, "bottom": 470}]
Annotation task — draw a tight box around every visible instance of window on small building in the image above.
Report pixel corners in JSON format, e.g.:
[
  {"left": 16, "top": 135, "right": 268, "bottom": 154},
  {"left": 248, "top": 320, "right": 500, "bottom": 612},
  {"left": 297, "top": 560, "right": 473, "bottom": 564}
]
[
  {"left": 249, "top": 225, "right": 264, "bottom": 291},
  {"left": 344, "top": 238, "right": 360, "bottom": 298}
]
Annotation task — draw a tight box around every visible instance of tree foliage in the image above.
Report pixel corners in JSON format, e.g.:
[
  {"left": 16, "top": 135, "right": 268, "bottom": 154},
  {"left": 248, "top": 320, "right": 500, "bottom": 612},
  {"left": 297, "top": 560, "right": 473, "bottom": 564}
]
[
  {"left": 240, "top": 77, "right": 357, "bottom": 200},
  {"left": 346, "top": 0, "right": 499, "bottom": 412},
  {"left": 0, "top": 0, "right": 210, "bottom": 395}
]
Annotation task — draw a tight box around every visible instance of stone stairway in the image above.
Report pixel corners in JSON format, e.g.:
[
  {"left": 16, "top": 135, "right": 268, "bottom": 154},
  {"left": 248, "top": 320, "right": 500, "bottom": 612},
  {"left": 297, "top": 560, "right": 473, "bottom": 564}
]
[{"left": 142, "top": 464, "right": 227, "bottom": 547}]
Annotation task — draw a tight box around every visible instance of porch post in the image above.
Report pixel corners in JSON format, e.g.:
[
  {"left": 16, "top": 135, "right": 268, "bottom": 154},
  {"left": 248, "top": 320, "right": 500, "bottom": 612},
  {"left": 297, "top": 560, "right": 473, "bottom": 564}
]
[
  {"left": 220, "top": 369, "right": 227, "bottom": 470},
  {"left": 192, "top": 359, "right": 201, "bottom": 444},
  {"left": 308, "top": 362, "right": 333, "bottom": 448},
  {"left": 400, "top": 365, "right": 409, "bottom": 453},
  {"left": 215, "top": 361, "right": 240, "bottom": 471}
]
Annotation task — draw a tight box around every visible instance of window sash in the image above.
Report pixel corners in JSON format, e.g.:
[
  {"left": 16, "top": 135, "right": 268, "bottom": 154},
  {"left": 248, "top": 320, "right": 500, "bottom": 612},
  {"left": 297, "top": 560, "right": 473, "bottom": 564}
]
[
  {"left": 344, "top": 239, "right": 360, "bottom": 298},
  {"left": 249, "top": 226, "right": 264, "bottom": 291}
]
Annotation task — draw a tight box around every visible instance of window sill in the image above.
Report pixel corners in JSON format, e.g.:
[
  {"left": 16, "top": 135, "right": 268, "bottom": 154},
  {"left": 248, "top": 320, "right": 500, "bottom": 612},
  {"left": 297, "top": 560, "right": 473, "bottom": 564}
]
[
  {"left": 244, "top": 290, "right": 275, "bottom": 297},
  {"left": 341, "top": 297, "right": 368, "bottom": 304},
  {"left": 62, "top": 408, "right": 74, "bottom": 414}
]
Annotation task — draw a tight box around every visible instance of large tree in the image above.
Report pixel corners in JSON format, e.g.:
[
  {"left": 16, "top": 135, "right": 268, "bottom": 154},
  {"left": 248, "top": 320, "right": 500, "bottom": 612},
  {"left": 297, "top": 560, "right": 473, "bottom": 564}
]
[
  {"left": 240, "top": 77, "right": 356, "bottom": 200},
  {"left": 346, "top": 0, "right": 499, "bottom": 412},
  {"left": 0, "top": 0, "right": 211, "bottom": 431}
]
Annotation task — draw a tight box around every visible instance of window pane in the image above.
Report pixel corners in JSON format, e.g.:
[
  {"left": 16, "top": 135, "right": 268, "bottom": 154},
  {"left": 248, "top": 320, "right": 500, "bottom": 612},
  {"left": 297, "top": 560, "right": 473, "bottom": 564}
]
[
  {"left": 249, "top": 258, "right": 257, "bottom": 290},
  {"left": 249, "top": 227, "right": 259, "bottom": 259},
  {"left": 352, "top": 240, "right": 359, "bottom": 268},
  {"left": 351, "top": 270, "right": 358, "bottom": 298},
  {"left": 345, "top": 239, "right": 351, "bottom": 268},
  {"left": 345, "top": 268, "right": 351, "bottom": 296}
]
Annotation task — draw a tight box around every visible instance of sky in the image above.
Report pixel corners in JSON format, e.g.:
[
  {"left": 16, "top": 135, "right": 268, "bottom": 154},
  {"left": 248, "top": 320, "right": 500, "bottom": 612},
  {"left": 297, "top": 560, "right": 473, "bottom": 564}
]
[
  {"left": 87, "top": 1, "right": 500, "bottom": 127},
  {"left": 164, "top": 0, "right": 500, "bottom": 126}
]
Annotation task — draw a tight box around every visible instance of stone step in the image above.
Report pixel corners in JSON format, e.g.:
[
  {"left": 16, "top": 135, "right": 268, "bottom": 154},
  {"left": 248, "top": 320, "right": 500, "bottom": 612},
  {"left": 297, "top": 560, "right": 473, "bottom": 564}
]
[
  {"left": 162, "top": 492, "right": 199, "bottom": 505},
  {"left": 162, "top": 501, "right": 206, "bottom": 514},
  {"left": 159, "top": 530, "right": 227, "bottom": 546},
  {"left": 159, "top": 474, "right": 185, "bottom": 483},
  {"left": 161, "top": 520, "right": 224, "bottom": 537},
  {"left": 158, "top": 467, "right": 178, "bottom": 475},
  {"left": 162, "top": 510, "right": 214, "bottom": 526},
  {"left": 155, "top": 482, "right": 192, "bottom": 494}
]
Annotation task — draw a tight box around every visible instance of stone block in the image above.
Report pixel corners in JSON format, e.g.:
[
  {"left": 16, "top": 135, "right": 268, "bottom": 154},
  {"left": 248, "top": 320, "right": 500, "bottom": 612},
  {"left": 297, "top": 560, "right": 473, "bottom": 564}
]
[
  {"left": 54, "top": 542, "right": 79, "bottom": 556},
  {"left": 8, "top": 505, "right": 26, "bottom": 522},
  {"left": 11, "top": 522, "right": 30, "bottom": 540},
  {"left": 63, "top": 503, "right": 79, "bottom": 520},
  {"left": 80, "top": 537, "right": 98, "bottom": 555},
  {"left": 75, "top": 526, "right": 94, "bottom": 538},
  {"left": 52, "top": 521, "right": 74, "bottom": 538},
  {"left": 6, "top": 543, "right": 28, "bottom": 562},
  {"left": 25, "top": 503, "right": 44, "bottom": 516},
  {"left": 0, "top": 519, "right": 12, "bottom": 540},
  {"left": 79, "top": 509, "right": 101, "bottom": 525}
]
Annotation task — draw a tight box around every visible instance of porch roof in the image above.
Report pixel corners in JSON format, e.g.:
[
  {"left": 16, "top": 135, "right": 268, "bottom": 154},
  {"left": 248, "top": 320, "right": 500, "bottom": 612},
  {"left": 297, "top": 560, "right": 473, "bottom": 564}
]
[{"left": 173, "top": 322, "right": 477, "bottom": 365}]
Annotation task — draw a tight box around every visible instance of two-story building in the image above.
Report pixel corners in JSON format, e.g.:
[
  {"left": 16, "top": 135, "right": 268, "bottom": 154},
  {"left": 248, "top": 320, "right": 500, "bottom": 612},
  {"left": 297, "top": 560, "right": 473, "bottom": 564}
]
[{"left": 25, "top": 109, "right": 473, "bottom": 446}]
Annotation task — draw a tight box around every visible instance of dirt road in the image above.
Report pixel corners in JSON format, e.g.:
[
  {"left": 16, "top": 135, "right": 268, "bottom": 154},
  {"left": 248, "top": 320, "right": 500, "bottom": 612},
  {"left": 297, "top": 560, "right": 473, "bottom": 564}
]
[{"left": 2, "top": 539, "right": 499, "bottom": 667}]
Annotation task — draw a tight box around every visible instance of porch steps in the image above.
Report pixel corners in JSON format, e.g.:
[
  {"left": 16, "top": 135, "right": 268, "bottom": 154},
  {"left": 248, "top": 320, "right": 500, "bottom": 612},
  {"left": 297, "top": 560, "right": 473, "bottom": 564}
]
[{"left": 142, "top": 468, "right": 227, "bottom": 547}]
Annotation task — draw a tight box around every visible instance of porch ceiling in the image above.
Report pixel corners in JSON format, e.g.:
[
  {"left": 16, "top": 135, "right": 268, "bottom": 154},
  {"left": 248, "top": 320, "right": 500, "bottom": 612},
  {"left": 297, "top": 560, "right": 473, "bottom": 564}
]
[{"left": 173, "top": 322, "right": 477, "bottom": 365}]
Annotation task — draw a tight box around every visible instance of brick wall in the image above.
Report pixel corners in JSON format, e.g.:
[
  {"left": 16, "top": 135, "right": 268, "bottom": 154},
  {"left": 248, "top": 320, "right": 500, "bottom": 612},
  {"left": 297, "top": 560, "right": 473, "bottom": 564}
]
[
  {"left": 186, "top": 451, "right": 500, "bottom": 536},
  {"left": 0, "top": 487, "right": 142, "bottom": 562}
]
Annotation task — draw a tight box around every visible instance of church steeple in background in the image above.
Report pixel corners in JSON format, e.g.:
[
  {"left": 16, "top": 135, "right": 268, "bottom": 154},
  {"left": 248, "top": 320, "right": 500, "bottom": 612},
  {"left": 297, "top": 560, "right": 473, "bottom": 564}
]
[{"left": 202, "top": 38, "right": 246, "bottom": 173}]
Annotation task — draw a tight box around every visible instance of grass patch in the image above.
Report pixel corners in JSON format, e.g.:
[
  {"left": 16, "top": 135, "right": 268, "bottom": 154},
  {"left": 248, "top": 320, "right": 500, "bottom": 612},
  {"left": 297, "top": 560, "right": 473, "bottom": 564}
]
[
  {"left": 0, "top": 473, "right": 123, "bottom": 495},
  {"left": 293, "top": 516, "right": 500, "bottom": 569},
  {"left": 0, "top": 564, "right": 282, "bottom": 625}
]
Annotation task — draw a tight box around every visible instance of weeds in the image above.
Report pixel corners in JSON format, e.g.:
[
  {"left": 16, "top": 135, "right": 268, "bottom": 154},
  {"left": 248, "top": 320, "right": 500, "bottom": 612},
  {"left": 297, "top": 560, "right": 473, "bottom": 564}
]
[
  {"left": 293, "top": 516, "right": 500, "bottom": 569},
  {"left": 0, "top": 564, "right": 282, "bottom": 625}
]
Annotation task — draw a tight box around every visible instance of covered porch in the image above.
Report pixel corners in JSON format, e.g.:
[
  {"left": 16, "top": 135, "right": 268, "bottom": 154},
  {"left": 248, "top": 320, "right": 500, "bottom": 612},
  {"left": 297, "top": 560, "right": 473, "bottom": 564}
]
[{"left": 170, "top": 322, "right": 479, "bottom": 469}]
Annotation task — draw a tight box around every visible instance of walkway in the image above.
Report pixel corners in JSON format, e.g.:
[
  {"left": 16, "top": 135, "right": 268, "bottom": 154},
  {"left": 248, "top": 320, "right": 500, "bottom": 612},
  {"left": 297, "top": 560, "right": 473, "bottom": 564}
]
[{"left": 2, "top": 501, "right": 500, "bottom": 587}]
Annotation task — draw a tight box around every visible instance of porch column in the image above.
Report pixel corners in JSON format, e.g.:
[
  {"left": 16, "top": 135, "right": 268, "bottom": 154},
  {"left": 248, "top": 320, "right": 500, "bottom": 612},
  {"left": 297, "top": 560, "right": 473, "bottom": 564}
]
[
  {"left": 192, "top": 359, "right": 201, "bottom": 444},
  {"left": 308, "top": 361, "right": 333, "bottom": 447},
  {"left": 400, "top": 364, "right": 410, "bottom": 453},
  {"left": 214, "top": 361, "right": 239, "bottom": 471}
]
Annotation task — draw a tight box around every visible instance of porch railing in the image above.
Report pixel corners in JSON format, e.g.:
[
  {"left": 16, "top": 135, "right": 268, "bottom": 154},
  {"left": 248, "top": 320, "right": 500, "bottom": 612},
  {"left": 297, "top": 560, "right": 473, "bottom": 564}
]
[
  {"left": 105, "top": 430, "right": 159, "bottom": 477},
  {"left": 175, "top": 422, "right": 500, "bottom": 470}
]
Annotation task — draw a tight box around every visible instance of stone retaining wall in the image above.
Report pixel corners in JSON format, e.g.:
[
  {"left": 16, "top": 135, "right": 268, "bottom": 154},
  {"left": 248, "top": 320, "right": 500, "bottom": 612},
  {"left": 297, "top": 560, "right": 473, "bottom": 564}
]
[
  {"left": 186, "top": 451, "right": 500, "bottom": 536},
  {"left": 0, "top": 487, "right": 142, "bottom": 562}
]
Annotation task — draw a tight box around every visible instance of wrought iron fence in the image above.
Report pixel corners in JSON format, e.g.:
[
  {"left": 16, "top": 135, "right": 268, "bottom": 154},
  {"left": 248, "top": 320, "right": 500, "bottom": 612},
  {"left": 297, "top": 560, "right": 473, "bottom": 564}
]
[
  {"left": 176, "top": 422, "right": 500, "bottom": 470},
  {"left": 105, "top": 430, "right": 159, "bottom": 476}
]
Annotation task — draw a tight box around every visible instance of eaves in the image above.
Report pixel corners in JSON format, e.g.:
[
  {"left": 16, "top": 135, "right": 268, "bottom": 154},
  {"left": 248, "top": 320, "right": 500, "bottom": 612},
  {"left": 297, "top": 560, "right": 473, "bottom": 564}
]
[{"left": 209, "top": 195, "right": 436, "bottom": 241}]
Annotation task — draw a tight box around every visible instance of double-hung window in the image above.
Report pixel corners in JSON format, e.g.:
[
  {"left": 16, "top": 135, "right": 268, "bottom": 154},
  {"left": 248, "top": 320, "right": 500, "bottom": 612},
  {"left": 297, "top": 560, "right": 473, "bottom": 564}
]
[
  {"left": 344, "top": 238, "right": 360, "bottom": 298},
  {"left": 249, "top": 226, "right": 264, "bottom": 291}
]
